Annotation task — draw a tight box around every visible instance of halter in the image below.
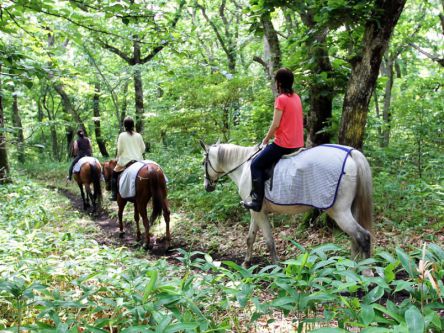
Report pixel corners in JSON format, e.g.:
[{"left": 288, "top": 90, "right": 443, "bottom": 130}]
[{"left": 203, "top": 145, "right": 262, "bottom": 185}]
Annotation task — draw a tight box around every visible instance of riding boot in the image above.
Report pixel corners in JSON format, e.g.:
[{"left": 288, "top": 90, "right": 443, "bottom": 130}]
[
  {"left": 242, "top": 178, "right": 265, "bottom": 212},
  {"left": 110, "top": 173, "right": 118, "bottom": 201}
]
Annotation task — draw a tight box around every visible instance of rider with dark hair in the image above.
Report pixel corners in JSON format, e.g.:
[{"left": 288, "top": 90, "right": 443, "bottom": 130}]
[
  {"left": 243, "top": 68, "right": 304, "bottom": 212},
  {"left": 67, "top": 129, "right": 92, "bottom": 181},
  {"left": 110, "top": 116, "right": 146, "bottom": 201}
]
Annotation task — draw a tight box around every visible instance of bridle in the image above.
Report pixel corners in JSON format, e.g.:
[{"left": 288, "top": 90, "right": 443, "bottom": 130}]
[{"left": 203, "top": 145, "right": 262, "bottom": 186}]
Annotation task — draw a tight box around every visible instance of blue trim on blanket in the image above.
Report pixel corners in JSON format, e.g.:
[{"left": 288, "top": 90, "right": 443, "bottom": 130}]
[
  {"left": 320, "top": 144, "right": 353, "bottom": 153},
  {"left": 264, "top": 144, "right": 354, "bottom": 210}
]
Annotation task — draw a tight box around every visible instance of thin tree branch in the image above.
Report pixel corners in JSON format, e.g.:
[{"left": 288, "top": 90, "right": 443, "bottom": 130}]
[
  {"left": 140, "top": 0, "right": 186, "bottom": 64},
  {"left": 409, "top": 42, "right": 444, "bottom": 67},
  {"left": 98, "top": 39, "right": 132, "bottom": 64},
  {"left": 83, "top": 44, "right": 121, "bottom": 126},
  {"left": 253, "top": 56, "right": 268, "bottom": 69},
  {"left": 196, "top": 3, "right": 230, "bottom": 57}
]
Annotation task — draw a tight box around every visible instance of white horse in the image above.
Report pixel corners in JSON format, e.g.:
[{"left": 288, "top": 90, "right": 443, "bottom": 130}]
[{"left": 200, "top": 141, "right": 373, "bottom": 267}]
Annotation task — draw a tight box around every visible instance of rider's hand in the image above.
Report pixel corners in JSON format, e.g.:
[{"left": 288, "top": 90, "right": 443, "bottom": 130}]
[{"left": 262, "top": 138, "right": 269, "bottom": 146}]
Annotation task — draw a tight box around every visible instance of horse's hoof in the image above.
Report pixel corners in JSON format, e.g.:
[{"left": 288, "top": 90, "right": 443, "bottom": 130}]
[
  {"left": 119, "top": 232, "right": 125, "bottom": 239},
  {"left": 143, "top": 244, "right": 150, "bottom": 251},
  {"left": 242, "top": 261, "right": 250, "bottom": 269}
]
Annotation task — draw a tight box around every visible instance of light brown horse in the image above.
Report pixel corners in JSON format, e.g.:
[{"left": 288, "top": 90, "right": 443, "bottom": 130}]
[
  {"left": 73, "top": 159, "right": 103, "bottom": 212},
  {"left": 103, "top": 160, "right": 171, "bottom": 249}
]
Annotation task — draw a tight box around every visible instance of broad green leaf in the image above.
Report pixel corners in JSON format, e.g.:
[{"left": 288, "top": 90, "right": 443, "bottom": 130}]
[
  {"left": 396, "top": 248, "right": 417, "bottom": 278},
  {"left": 363, "top": 286, "right": 385, "bottom": 304},
  {"left": 405, "top": 306, "right": 425, "bottom": 333},
  {"left": 361, "top": 328, "right": 392, "bottom": 333},
  {"left": 164, "top": 322, "right": 200, "bottom": 333},
  {"left": 361, "top": 304, "right": 375, "bottom": 325},
  {"left": 428, "top": 243, "right": 444, "bottom": 260},
  {"left": 143, "top": 270, "right": 158, "bottom": 302},
  {"left": 310, "top": 328, "right": 349, "bottom": 333},
  {"left": 373, "top": 303, "right": 403, "bottom": 323}
]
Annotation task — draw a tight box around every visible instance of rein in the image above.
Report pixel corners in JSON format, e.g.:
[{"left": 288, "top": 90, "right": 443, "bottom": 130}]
[{"left": 204, "top": 146, "right": 262, "bottom": 182}]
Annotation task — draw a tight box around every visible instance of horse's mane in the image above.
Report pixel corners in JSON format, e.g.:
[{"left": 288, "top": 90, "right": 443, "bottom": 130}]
[{"left": 217, "top": 144, "right": 258, "bottom": 166}]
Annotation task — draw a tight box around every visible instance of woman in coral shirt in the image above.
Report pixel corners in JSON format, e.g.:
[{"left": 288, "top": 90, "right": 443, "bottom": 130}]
[{"left": 243, "top": 68, "right": 304, "bottom": 212}]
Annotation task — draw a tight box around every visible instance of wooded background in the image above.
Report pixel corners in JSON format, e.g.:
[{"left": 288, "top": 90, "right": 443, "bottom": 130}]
[
  {"left": 1, "top": 0, "right": 443, "bottom": 224},
  {"left": 1, "top": 1, "right": 444, "bottom": 331}
]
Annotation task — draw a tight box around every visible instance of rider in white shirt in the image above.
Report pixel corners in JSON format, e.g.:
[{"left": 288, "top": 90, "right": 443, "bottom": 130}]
[{"left": 110, "top": 116, "right": 145, "bottom": 201}]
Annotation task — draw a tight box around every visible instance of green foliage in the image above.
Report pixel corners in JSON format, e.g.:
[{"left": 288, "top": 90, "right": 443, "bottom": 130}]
[
  {"left": 2, "top": 177, "right": 444, "bottom": 331},
  {"left": 1, "top": 0, "right": 444, "bottom": 330}
]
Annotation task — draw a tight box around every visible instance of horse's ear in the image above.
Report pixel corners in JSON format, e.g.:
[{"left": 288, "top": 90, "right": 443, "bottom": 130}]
[{"left": 199, "top": 139, "right": 208, "bottom": 152}]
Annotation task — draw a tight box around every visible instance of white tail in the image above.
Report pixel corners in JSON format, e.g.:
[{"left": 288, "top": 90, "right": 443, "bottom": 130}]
[{"left": 351, "top": 150, "right": 373, "bottom": 234}]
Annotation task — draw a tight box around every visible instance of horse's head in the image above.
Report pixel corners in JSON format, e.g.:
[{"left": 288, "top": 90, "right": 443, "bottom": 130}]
[
  {"left": 103, "top": 159, "right": 117, "bottom": 190},
  {"left": 200, "top": 139, "right": 223, "bottom": 192}
]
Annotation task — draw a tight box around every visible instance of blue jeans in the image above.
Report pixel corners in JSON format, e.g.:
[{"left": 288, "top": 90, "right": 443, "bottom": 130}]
[{"left": 251, "top": 143, "right": 298, "bottom": 181}]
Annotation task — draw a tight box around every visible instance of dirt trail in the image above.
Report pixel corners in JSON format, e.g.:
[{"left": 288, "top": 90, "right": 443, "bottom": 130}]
[
  {"left": 51, "top": 185, "right": 270, "bottom": 266},
  {"left": 50, "top": 184, "right": 444, "bottom": 268}
]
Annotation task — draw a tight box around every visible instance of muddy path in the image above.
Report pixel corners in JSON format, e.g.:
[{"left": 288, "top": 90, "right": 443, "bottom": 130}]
[
  {"left": 49, "top": 183, "right": 444, "bottom": 270},
  {"left": 50, "top": 185, "right": 269, "bottom": 266}
]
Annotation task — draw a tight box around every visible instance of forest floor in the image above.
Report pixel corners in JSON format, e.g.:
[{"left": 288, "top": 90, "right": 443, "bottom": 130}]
[
  {"left": 51, "top": 182, "right": 444, "bottom": 268},
  {"left": 34, "top": 181, "right": 443, "bottom": 332}
]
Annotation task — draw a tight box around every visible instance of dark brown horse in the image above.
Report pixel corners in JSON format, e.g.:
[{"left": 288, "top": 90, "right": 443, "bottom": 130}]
[
  {"left": 73, "top": 159, "right": 103, "bottom": 212},
  {"left": 103, "top": 160, "right": 171, "bottom": 249}
]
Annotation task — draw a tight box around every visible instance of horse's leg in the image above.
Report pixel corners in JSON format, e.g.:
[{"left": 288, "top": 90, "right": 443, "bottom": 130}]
[
  {"left": 85, "top": 183, "right": 92, "bottom": 209},
  {"left": 78, "top": 184, "right": 87, "bottom": 210},
  {"left": 89, "top": 183, "right": 96, "bottom": 212},
  {"left": 242, "top": 215, "right": 258, "bottom": 268},
  {"left": 327, "top": 208, "right": 371, "bottom": 259},
  {"left": 252, "top": 211, "right": 278, "bottom": 264},
  {"left": 138, "top": 198, "right": 150, "bottom": 250},
  {"left": 162, "top": 199, "right": 171, "bottom": 249},
  {"left": 117, "top": 199, "right": 127, "bottom": 238},
  {"left": 133, "top": 202, "right": 141, "bottom": 242}
]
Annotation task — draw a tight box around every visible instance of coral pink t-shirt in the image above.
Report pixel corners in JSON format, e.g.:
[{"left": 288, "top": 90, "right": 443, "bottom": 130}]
[{"left": 274, "top": 93, "right": 304, "bottom": 148}]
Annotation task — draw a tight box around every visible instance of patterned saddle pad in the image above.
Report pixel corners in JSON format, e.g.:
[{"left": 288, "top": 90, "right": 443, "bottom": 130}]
[
  {"left": 119, "top": 160, "right": 164, "bottom": 199},
  {"left": 73, "top": 157, "right": 100, "bottom": 173},
  {"left": 264, "top": 144, "right": 353, "bottom": 209}
]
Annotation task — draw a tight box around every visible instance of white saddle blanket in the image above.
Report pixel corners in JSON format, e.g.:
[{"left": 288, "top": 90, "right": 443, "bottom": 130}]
[
  {"left": 119, "top": 160, "right": 165, "bottom": 199},
  {"left": 73, "top": 157, "right": 100, "bottom": 173},
  {"left": 264, "top": 144, "right": 353, "bottom": 209}
]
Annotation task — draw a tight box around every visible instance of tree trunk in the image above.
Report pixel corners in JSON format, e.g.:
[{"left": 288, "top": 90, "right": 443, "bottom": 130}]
[
  {"left": 373, "top": 90, "right": 384, "bottom": 147},
  {"left": 41, "top": 91, "right": 60, "bottom": 160},
  {"left": 66, "top": 127, "right": 74, "bottom": 158},
  {"left": 222, "top": 106, "right": 230, "bottom": 141},
  {"left": 307, "top": 30, "right": 334, "bottom": 146},
  {"left": 134, "top": 68, "right": 144, "bottom": 134},
  {"left": 120, "top": 81, "right": 128, "bottom": 131},
  {"left": 93, "top": 83, "right": 109, "bottom": 157},
  {"left": 36, "top": 100, "right": 46, "bottom": 156},
  {"left": 53, "top": 84, "right": 86, "bottom": 136},
  {"left": 260, "top": 11, "right": 281, "bottom": 96},
  {"left": 299, "top": 12, "right": 334, "bottom": 147},
  {"left": 0, "top": 64, "right": 10, "bottom": 183},
  {"left": 133, "top": 37, "right": 145, "bottom": 134},
  {"left": 338, "top": 0, "right": 406, "bottom": 149},
  {"left": 381, "top": 57, "right": 394, "bottom": 147},
  {"left": 12, "top": 94, "right": 25, "bottom": 163},
  {"left": 50, "top": 123, "right": 59, "bottom": 160}
]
